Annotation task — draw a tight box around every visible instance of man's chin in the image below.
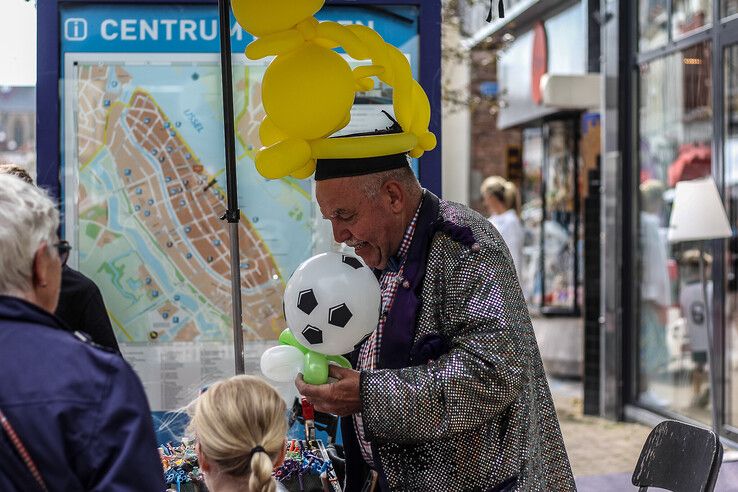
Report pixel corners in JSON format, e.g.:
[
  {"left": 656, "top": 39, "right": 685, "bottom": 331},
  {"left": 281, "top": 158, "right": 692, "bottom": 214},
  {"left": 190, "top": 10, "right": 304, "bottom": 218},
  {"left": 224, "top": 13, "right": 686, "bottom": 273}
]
[{"left": 353, "top": 249, "right": 380, "bottom": 269}]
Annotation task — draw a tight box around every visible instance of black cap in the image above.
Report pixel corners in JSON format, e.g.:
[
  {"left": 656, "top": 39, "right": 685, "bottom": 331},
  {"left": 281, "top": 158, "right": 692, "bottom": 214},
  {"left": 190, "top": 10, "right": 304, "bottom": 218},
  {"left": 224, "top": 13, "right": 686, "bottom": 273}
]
[{"left": 314, "top": 112, "right": 410, "bottom": 181}]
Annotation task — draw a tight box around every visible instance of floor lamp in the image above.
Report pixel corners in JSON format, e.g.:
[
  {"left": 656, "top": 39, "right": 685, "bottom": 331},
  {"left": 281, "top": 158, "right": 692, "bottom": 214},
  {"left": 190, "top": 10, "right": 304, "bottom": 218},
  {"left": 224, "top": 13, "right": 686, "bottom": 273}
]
[{"left": 668, "top": 177, "right": 732, "bottom": 435}]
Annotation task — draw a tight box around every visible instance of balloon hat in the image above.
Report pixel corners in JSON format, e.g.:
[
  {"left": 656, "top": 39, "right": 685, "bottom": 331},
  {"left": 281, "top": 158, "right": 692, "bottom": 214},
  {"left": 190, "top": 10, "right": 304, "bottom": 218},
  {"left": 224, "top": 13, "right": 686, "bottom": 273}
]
[{"left": 232, "top": 0, "right": 437, "bottom": 180}]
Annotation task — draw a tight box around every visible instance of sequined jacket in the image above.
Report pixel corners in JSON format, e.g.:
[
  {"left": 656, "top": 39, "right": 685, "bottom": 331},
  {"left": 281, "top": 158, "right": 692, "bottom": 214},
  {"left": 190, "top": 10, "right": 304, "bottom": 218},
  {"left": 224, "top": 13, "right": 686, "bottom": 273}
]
[{"left": 341, "top": 191, "right": 575, "bottom": 492}]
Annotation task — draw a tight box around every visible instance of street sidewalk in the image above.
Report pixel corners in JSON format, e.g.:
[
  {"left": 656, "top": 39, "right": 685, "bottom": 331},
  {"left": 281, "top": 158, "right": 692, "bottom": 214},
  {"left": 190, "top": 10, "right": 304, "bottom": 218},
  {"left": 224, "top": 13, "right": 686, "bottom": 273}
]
[{"left": 549, "top": 377, "right": 738, "bottom": 491}]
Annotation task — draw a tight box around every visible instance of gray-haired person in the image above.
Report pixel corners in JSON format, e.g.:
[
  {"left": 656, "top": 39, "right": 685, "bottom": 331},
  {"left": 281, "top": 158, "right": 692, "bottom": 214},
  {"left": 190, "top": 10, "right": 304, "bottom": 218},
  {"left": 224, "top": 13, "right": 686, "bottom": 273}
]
[
  {"left": 0, "top": 174, "right": 163, "bottom": 490},
  {"left": 0, "top": 164, "right": 119, "bottom": 352}
]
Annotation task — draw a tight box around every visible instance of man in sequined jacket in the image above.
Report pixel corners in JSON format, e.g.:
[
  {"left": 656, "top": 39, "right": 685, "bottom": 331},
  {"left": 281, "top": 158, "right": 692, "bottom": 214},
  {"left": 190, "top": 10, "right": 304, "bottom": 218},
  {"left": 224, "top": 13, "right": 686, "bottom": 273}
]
[{"left": 297, "top": 151, "right": 575, "bottom": 491}]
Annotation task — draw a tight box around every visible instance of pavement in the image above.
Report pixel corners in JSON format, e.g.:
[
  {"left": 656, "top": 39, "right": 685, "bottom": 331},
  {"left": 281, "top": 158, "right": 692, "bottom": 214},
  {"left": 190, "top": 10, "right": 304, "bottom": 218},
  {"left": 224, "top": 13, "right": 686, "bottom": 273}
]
[{"left": 549, "top": 377, "right": 738, "bottom": 491}]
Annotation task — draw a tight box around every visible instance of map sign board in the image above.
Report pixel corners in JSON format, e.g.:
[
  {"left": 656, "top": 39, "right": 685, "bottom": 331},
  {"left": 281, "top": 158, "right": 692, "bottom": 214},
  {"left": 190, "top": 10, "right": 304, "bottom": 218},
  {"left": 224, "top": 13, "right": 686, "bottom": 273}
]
[{"left": 59, "top": 3, "right": 420, "bottom": 411}]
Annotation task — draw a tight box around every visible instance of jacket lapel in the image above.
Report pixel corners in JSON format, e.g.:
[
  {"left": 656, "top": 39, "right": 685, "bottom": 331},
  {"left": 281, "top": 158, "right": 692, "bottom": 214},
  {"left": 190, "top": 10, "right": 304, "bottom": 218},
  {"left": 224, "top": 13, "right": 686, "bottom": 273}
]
[{"left": 377, "top": 191, "right": 440, "bottom": 370}]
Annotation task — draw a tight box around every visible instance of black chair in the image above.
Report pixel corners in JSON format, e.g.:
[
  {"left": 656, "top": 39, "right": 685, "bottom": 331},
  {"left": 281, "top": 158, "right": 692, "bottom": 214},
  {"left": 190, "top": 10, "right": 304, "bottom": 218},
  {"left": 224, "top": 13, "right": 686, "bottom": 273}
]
[{"left": 632, "top": 420, "right": 723, "bottom": 492}]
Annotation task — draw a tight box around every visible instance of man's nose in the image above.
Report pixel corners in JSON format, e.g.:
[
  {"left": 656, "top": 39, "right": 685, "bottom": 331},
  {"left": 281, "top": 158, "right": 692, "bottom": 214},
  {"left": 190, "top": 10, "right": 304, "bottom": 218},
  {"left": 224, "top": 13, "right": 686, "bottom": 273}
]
[{"left": 331, "top": 221, "right": 351, "bottom": 243}]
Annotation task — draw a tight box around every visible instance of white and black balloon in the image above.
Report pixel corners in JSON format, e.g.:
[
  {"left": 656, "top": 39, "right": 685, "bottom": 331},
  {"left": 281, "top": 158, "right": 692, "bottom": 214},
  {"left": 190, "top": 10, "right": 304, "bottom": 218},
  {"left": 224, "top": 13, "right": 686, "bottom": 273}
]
[
  {"left": 283, "top": 251, "right": 381, "bottom": 356},
  {"left": 260, "top": 345, "right": 304, "bottom": 382}
]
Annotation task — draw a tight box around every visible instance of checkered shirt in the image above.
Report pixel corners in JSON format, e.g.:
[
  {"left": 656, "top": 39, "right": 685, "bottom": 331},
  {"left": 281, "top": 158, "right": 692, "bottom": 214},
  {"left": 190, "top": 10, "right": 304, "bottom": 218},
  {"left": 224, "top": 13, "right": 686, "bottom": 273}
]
[{"left": 352, "top": 198, "right": 422, "bottom": 468}]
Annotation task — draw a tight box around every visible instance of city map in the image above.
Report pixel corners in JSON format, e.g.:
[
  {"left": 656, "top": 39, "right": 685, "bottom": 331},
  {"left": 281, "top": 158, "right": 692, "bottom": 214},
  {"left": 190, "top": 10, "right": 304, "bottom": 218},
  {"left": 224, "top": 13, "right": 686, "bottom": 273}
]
[
  {"left": 71, "top": 60, "right": 312, "bottom": 345},
  {"left": 60, "top": 4, "right": 418, "bottom": 411}
]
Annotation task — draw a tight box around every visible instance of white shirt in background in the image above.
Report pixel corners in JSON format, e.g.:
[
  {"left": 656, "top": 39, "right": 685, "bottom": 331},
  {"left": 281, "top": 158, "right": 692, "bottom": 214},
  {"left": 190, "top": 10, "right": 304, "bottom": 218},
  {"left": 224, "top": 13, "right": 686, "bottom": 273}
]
[{"left": 489, "top": 209, "right": 524, "bottom": 278}]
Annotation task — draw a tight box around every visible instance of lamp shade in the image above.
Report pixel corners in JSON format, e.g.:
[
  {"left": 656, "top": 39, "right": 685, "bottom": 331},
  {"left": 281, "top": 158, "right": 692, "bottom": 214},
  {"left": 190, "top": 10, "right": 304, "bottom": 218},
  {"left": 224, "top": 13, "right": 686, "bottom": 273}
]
[{"left": 668, "top": 177, "right": 733, "bottom": 243}]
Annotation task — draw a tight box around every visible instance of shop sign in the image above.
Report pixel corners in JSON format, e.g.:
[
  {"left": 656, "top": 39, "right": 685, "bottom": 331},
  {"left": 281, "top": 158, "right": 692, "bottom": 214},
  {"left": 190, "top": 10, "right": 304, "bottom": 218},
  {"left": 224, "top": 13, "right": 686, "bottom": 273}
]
[{"left": 531, "top": 21, "right": 547, "bottom": 105}]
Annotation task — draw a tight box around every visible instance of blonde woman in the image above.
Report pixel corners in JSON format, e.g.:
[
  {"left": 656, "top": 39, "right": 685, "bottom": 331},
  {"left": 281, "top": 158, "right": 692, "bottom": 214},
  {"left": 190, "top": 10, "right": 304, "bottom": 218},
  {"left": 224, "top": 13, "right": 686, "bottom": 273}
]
[
  {"left": 189, "top": 375, "right": 288, "bottom": 492},
  {"left": 481, "top": 176, "right": 524, "bottom": 277}
]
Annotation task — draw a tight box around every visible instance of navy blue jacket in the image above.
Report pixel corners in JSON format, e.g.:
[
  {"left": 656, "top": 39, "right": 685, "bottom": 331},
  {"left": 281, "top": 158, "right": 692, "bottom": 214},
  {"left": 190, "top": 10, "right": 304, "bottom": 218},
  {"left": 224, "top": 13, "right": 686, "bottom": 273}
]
[{"left": 0, "top": 296, "right": 165, "bottom": 491}]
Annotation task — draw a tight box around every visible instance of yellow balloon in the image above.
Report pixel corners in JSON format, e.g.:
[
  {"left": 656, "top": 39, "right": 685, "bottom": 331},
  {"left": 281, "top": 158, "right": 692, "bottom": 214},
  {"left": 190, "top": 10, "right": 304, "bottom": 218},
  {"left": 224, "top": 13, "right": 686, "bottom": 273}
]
[
  {"left": 232, "top": 0, "right": 324, "bottom": 38},
  {"left": 315, "top": 22, "right": 369, "bottom": 60},
  {"left": 386, "top": 46, "right": 414, "bottom": 131},
  {"left": 262, "top": 44, "right": 355, "bottom": 140},
  {"left": 258, "top": 116, "right": 287, "bottom": 147},
  {"left": 353, "top": 64, "right": 384, "bottom": 80},
  {"left": 295, "top": 17, "right": 319, "bottom": 40},
  {"left": 311, "top": 133, "right": 417, "bottom": 159},
  {"left": 409, "top": 81, "right": 431, "bottom": 137},
  {"left": 345, "top": 25, "right": 390, "bottom": 75},
  {"left": 290, "top": 159, "right": 316, "bottom": 179},
  {"left": 245, "top": 30, "right": 303, "bottom": 60},
  {"left": 255, "top": 138, "right": 311, "bottom": 179},
  {"left": 408, "top": 147, "right": 424, "bottom": 158},
  {"left": 329, "top": 112, "right": 351, "bottom": 136},
  {"left": 419, "top": 131, "right": 437, "bottom": 151},
  {"left": 313, "top": 37, "right": 339, "bottom": 49}
]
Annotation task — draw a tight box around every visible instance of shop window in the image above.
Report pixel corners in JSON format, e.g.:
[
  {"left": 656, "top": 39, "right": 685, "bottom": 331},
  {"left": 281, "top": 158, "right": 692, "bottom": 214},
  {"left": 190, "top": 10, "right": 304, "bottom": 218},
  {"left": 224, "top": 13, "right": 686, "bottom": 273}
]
[
  {"left": 723, "top": 0, "right": 738, "bottom": 19},
  {"left": 639, "top": 0, "right": 668, "bottom": 51},
  {"left": 520, "top": 128, "right": 543, "bottom": 306},
  {"left": 637, "top": 42, "right": 713, "bottom": 422},
  {"left": 672, "top": 0, "right": 712, "bottom": 39},
  {"left": 723, "top": 44, "right": 738, "bottom": 429},
  {"left": 542, "top": 121, "right": 579, "bottom": 313}
]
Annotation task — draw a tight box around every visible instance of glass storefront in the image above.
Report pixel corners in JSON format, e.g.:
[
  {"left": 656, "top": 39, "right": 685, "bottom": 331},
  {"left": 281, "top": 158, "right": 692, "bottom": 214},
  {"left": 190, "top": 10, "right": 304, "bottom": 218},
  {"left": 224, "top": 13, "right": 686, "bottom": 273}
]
[
  {"left": 542, "top": 121, "right": 579, "bottom": 313},
  {"left": 639, "top": 0, "right": 668, "bottom": 51},
  {"left": 672, "top": 0, "right": 712, "bottom": 38},
  {"left": 724, "top": 0, "right": 738, "bottom": 18},
  {"left": 637, "top": 42, "right": 713, "bottom": 421},
  {"left": 519, "top": 121, "right": 581, "bottom": 315},
  {"left": 521, "top": 128, "right": 543, "bottom": 306},
  {"left": 724, "top": 44, "right": 738, "bottom": 431},
  {"left": 632, "top": 0, "right": 738, "bottom": 441}
]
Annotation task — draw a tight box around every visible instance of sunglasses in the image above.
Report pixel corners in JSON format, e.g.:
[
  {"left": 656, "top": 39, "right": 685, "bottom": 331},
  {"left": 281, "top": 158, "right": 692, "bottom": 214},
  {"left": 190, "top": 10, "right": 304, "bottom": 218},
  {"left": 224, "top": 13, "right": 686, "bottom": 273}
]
[{"left": 54, "top": 240, "right": 72, "bottom": 267}]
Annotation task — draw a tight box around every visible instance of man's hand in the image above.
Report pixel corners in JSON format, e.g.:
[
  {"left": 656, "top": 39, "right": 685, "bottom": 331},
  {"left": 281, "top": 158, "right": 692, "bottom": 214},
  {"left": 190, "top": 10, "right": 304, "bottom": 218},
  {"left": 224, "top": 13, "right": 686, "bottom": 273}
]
[{"left": 295, "top": 365, "right": 361, "bottom": 416}]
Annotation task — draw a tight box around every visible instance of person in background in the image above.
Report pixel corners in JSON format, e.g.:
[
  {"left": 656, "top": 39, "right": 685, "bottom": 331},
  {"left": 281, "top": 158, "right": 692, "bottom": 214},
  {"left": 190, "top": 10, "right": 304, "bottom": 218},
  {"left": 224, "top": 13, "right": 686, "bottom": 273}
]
[
  {"left": 188, "top": 375, "right": 288, "bottom": 492},
  {"left": 481, "top": 176, "right": 524, "bottom": 278},
  {"left": 0, "top": 163, "right": 119, "bottom": 352},
  {"left": 638, "top": 179, "right": 672, "bottom": 408},
  {"left": 678, "top": 249, "right": 712, "bottom": 408},
  {"left": 0, "top": 174, "right": 163, "bottom": 490}
]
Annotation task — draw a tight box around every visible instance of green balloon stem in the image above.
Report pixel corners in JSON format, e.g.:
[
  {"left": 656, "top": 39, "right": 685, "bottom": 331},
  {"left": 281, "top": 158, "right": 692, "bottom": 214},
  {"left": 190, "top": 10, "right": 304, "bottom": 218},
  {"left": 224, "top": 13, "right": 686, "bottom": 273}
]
[
  {"left": 327, "top": 354, "right": 351, "bottom": 368},
  {"left": 278, "top": 328, "right": 353, "bottom": 383},
  {"left": 303, "top": 351, "right": 329, "bottom": 384}
]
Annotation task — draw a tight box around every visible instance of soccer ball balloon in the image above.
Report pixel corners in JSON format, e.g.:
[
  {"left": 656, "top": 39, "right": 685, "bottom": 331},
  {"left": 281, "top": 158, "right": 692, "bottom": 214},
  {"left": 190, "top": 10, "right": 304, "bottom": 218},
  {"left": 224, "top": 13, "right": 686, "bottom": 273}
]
[{"left": 284, "top": 252, "right": 381, "bottom": 356}]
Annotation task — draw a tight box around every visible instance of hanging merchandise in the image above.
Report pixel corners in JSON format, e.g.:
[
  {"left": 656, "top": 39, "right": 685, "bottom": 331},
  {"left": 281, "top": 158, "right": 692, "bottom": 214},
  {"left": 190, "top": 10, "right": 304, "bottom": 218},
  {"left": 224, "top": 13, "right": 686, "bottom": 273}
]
[{"left": 160, "top": 440, "right": 204, "bottom": 492}]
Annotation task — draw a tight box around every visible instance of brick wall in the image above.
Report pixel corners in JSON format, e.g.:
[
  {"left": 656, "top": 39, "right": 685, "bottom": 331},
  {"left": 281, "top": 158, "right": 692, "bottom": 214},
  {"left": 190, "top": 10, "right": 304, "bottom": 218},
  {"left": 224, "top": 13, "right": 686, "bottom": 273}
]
[{"left": 469, "top": 49, "right": 522, "bottom": 214}]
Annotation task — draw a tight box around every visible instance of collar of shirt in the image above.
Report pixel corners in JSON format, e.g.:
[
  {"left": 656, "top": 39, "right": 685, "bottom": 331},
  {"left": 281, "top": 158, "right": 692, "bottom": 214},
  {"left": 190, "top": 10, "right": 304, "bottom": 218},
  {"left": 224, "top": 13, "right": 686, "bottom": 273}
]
[{"left": 383, "top": 192, "right": 425, "bottom": 273}]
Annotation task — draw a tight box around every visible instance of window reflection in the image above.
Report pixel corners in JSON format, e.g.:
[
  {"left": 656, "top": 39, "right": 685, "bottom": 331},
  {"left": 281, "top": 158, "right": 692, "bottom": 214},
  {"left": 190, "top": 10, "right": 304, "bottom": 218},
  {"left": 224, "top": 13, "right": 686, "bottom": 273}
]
[
  {"left": 521, "top": 128, "right": 543, "bottom": 306},
  {"left": 723, "top": 44, "right": 738, "bottom": 428},
  {"left": 639, "top": 0, "right": 668, "bottom": 51},
  {"left": 0, "top": 87, "right": 35, "bottom": 172},
  {"left": 723, "top": 0, "right": 738, "bottom": 18},
  {"left": 543, "top": 121, "right": 578, "bottom": 311},
  {"left": 672, "top": 0, "right": 712, "bottom": 39},
  {"left": 637, "top": 42, "right": 713, "bottom": 423}
]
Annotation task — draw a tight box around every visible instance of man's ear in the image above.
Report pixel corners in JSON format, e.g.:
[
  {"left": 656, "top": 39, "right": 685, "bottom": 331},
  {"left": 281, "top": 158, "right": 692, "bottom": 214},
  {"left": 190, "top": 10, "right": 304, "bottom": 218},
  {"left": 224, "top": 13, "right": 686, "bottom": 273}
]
[
  {"left": 384, "top": 181, "right": 404, "bottom": 214},
  {"left": 32, "top": 243, "right": 50, "bottom": 288}
]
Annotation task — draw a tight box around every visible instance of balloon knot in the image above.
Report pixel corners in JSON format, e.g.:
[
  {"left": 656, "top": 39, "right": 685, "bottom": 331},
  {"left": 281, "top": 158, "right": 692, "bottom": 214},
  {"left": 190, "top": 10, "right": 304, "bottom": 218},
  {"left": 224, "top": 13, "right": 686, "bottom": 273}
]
[{"left": 296, "top": 18, "right": 318, "bottom": 40}]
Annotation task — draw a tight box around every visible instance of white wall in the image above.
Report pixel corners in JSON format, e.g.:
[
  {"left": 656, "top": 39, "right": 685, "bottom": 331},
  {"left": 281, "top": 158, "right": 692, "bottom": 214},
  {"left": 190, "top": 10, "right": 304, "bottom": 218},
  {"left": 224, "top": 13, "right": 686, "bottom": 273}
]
[
  {"left": 441, "top": 15, "right": 471, "bottom": 205},
  {"left": 0, "top": 1, "right": 36, "bottom": 86}
]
